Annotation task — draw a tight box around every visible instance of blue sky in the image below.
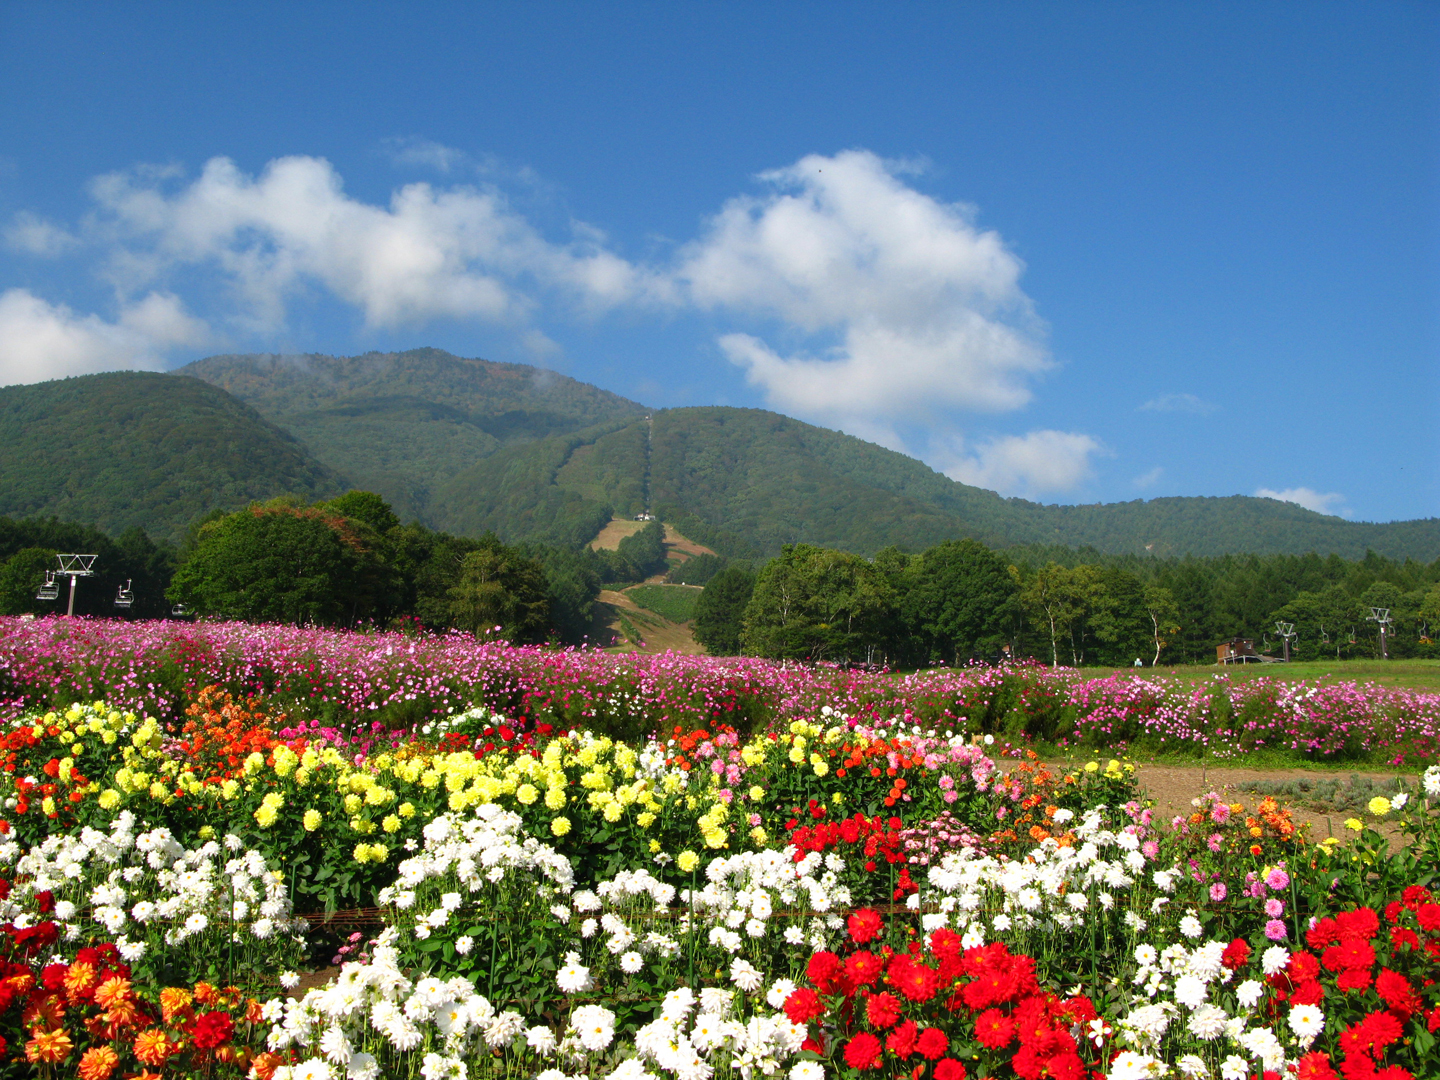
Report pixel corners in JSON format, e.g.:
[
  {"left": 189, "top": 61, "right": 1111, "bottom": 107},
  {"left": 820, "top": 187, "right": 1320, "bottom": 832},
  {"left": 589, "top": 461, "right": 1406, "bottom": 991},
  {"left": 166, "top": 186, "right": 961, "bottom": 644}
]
[{"left": 2, "top": 1, "right": 1436, "bottom": 522}]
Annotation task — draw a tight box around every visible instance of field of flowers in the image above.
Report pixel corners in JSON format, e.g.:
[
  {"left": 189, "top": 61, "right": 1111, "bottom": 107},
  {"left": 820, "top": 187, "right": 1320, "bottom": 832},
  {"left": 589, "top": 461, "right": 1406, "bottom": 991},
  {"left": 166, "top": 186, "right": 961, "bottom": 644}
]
[
  {"left": 1, "top": 617, "right": 1440, "bottom": 1079},
  {"left": 3, "top": 617, "right": 1440, "bottom": 764}
]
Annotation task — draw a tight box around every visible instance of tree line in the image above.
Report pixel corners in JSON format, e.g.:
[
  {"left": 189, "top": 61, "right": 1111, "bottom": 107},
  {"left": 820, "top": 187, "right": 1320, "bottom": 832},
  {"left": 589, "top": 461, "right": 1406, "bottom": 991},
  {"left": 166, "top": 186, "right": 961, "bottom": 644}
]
[
  {"left": 0, "top": 495, "right": 674, "bottom": 645},
  {"left": 3, "top": 497, "right": 1437, "bottom": 665},
  {"left": 691, "top": 542, "right": 1440, "bottom": 666}
]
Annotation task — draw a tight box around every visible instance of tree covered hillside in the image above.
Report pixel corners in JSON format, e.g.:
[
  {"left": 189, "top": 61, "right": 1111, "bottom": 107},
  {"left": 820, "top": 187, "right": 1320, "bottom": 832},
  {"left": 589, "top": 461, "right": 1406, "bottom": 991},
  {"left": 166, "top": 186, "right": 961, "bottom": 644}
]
[
  {"left": 435, "top": 407, "right": 1440, "bottom": 560},
  {"left": 0, "top": 372, "right": 343, "bottom": 543},
  {"left": 178, "top": 348, "right": 647, "bottom": 524}
]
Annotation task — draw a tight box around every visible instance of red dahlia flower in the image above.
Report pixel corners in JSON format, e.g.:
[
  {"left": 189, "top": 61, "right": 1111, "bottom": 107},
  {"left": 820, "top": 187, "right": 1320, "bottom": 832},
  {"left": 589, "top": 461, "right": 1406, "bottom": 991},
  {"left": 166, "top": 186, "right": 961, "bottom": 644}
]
[
  {"left": 783, "top": 988, "right": 825, "bottom": 1024},
  {"left": 843, "top": 1032, "right": 882, "bottom": 1070},
  {"left": 865, "top": 991, "right": 901, "bottom": 1028},
  {"left": 916, "top": 1027, "right": 948, "bottom": 1060},
  {"left": 885, "top": 1020, "right": 918, "bottom": 1057}
]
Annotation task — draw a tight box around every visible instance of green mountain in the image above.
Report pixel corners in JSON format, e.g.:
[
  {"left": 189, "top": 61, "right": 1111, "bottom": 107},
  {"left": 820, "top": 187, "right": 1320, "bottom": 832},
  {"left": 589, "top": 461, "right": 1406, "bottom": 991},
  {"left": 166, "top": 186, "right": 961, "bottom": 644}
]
[
  {"left": 0, "top": 371, "right": 345, "bottom": 543},
  {"left": 176, "top": 348, "right": 647, "bottom": 523},
  {"left": 12, "top": 351, "right": 1433, "bottom": 560},
  {"left": 434, "top": 407, "right": 1440, "bottom": 560}
]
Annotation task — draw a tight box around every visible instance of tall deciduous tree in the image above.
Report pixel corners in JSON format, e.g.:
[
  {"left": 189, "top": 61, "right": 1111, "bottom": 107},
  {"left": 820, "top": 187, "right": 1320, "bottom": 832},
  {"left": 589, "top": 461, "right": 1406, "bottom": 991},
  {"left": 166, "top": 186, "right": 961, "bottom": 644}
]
[
  {"left": 741, "top": 544, "right": 893, "bottom": 662},
  {"left": 447, "top": 536, "right": 552, "bottom": 643},
  {"left": 1143, "top": 584, "right": 1181, "bottom": 666},
  {"left": 899, "top": 539, "right": 1017, "bottom": 664},
  {"left": 168, "top": 505, "right": 385, "bottom": 625}
]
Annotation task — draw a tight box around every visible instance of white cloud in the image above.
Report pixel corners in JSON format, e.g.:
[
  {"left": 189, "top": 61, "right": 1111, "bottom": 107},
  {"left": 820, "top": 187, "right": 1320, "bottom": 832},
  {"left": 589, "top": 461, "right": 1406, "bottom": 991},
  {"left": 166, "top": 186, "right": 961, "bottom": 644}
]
[
  {"left": 1255, "top": 487, "right": 1348, "bottom": 516},
  {"left": 381, "top": 137, "right": 468, "bottom": 174},
  {"left": 678, "top": 150, "right": 1047, "bottom": 432},
  {"left": 4, "top": 211, "right": 79, "bottom": 256},
  {"left": 1133, "top": 466, "right": 1164, "bottom": 489},
  {"left": 1139, "top": 392, "right": 1214, "bottom": 415},
  {"left": 84, "top": 155, "right": 668, "bottom": 333},
  {"left": 938, "top": 429, "right": 1104, "bottom": 498},
  {"left": 0, "top": 288, "right": 210, "bottom": 387}
]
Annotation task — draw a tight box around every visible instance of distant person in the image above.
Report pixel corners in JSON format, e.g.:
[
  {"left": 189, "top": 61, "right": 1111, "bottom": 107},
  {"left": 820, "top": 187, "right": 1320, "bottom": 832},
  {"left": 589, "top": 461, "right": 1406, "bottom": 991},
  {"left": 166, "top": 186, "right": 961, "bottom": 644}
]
[{"left": 1133, "top": 658, "right": 1143, "bottom": 667}]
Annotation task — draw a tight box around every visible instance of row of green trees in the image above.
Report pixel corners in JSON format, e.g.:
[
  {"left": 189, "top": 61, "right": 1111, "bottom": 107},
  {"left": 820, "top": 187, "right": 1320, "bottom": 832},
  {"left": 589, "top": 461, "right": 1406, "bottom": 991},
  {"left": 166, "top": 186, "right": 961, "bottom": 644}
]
[
  {"left": 5, "top": 499, "right": 1437, "bottom": 664},
  {"left": 0, "top": 495, "right": 611, "bottom": 644},
  {"left": 692, "top": 542, "right": 1440, "bottom": 666}
]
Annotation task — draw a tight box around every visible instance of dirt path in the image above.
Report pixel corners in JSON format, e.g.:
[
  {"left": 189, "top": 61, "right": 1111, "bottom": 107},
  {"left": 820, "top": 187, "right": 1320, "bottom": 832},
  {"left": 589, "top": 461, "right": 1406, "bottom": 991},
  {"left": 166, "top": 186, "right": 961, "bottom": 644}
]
[{"left": 1132, "top": 763, "right": 1407, "bottom": 843}]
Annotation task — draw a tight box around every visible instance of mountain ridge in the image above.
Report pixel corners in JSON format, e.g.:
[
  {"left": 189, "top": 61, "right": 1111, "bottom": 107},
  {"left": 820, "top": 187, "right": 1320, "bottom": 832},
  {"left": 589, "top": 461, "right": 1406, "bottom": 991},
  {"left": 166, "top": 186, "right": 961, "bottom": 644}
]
[{"left": 5, "top": 350, "right": 1435, "bottom": 561}]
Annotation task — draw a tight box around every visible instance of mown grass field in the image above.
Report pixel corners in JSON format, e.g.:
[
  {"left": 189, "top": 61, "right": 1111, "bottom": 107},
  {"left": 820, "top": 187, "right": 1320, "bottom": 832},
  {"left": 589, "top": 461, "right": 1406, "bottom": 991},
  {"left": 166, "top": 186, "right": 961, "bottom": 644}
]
[{"left": 1075, "top": 658, "right": 1440, "bottom": 693}]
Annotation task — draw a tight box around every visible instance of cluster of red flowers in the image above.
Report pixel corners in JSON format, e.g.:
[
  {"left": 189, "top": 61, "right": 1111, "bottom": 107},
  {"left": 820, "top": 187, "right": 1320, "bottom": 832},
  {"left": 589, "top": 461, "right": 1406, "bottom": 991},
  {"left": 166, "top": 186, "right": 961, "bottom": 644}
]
[
  {"left": 0, "top": 894, "right": 273, "bottom": 1079},
  {"left": 786, "top": 804, "right": 918, "bottom": 899},
  {"left": 1259, "top": 889, "right": 1440, "bottom": 1080},
  {"left": 0, "top": 719, "right": 92, "bottom": 826},
  {"left": 783, "top": 908, "right": 1098, "bottom": 1080}
]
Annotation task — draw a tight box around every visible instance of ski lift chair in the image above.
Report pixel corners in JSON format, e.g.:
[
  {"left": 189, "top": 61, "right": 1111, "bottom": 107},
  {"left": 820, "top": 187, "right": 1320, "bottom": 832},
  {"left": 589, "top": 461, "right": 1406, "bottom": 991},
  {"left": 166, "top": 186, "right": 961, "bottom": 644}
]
[{"left": 35, "top": 572, "right": 59, "bottom": 601}]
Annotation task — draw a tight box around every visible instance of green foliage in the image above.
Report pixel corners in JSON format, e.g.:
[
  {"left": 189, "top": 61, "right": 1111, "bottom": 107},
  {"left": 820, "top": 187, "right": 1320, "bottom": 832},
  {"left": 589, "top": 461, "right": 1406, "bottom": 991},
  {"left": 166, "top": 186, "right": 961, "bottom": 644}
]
[
  {"left": 615, "top": 519, "right": 666, "bottom": 578},
  {"left": 692, "top": 565, "right": 756, "bottom": 655},
  {"left": 447, "top": 536, "right": 552, "bottom": 642},
  {"left": 896, "top": 538, "right": 1018, "bottom": 664},
  {"left": 0, "top": 370, "right": 343, "bottom": 542},
  {"left": 741, "top": 544, "right": 894, "bottom": 661},
  {"left": 625, "top": 583, "right": 700, "bottom": 623},
  {"left": 665, "top": 552, "right": 728, "bottom": 585},
  {"left": 168, "top": 504, "right": 398, "bottom": 625},
  {"left": 0, "top": 547, "right": 56, "bottom": 615}
]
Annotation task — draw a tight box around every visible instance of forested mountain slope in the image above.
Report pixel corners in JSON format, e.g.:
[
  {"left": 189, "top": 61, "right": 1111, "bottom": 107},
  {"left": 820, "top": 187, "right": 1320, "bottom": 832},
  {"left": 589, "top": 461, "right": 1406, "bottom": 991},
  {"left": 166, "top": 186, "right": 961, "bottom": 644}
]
[
  {"left": 0, "top": 372, "right": 343, "bottom": 542},
  {"left": 178, "top": 349, "right": 647, "bottom": 523},
  {"left": 9, "top": 355, "right": 1436, "bottom": 559},
  {"left": 435, "top": 406, "right": 1440, "bottom": 560}
]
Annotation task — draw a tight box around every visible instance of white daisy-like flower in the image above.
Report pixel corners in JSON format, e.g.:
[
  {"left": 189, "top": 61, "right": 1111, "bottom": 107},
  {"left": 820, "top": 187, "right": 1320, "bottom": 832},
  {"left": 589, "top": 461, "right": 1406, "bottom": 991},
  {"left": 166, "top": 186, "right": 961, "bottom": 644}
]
[{"left": 620, "top": 951, "right": 644, "bottom": 974}]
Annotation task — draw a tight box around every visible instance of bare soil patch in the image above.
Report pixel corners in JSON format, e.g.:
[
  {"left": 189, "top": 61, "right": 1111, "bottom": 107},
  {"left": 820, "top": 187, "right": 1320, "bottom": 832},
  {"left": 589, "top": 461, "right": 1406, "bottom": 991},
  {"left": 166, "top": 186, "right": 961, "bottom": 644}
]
[
  {"left": 590, "top": 518, "right": 647, "bottom": 550},
  {"left": 593, "top": 588, "right": 704, "bottom": 655},
  {"left": 1133, "top": 763, "right": 1406, "bottom": 845}
]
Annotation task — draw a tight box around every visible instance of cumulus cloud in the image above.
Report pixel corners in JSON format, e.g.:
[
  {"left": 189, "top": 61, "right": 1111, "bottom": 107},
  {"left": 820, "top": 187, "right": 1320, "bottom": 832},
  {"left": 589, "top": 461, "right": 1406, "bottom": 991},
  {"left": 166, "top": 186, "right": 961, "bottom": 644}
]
[
  {"left": 84, "top": 155, "right": 668, "bottom": 333},
  {"left": 1255, "top": 487, "right": 1348, "bottom": 516},
  {"left": 677, "top": 150, "right": 1048, "bottom": 433},
  {"left": 4, "top": 211, "right": 80, "bottom": 256},
  {"left": 0, "top": 288, "right": 210, "bottom": 387},
  {"left": 937, "top": 429, "right": 1104, "bottom": 498},
  {"left": 1139, "top": 392, "right": 1214, "bottom": 415}
]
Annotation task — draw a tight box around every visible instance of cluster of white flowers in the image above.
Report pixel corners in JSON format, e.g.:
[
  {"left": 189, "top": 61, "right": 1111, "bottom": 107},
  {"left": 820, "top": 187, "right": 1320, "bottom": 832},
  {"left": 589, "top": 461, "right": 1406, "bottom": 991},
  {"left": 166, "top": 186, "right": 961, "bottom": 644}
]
[
  {"left": 7, "top": 810, "right": 302, "bottom": 956},
  {"left": 626, "top": 985, "right": 807, "bottom": 1080},
  {"left": 922, "top": 807, "right": 1172, "bottom": 937},
  {"left": 1104, "top": 937, "right": 1324, "bottom": 1078},
  {"left": 1424, "top": 764, "right": 1440, "bottom": 798},
  {"left": 377, "top": 804, "right": 575, "bottom": 938},
  {"left": 268, "top": 927, "right": 525, "bottom": 1079}
]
